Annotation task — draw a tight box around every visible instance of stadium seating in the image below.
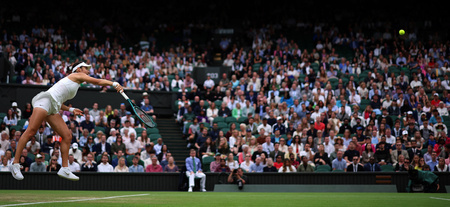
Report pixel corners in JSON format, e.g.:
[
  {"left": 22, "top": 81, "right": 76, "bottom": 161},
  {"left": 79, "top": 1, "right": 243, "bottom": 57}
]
[
  {"left": 315, "top": 165, "right": 331, "bottom": 172},
  {"left": 17, "top": 119, "right": 27, "bottom": 127},
  {"left": 380, "top": 165, "right": 394, "bottom": 172},
  {"left": 135, "top": 128, "right": 145, "bottom": 137},
  {"left": 202, "top": 156, "right": 215, "bottom": 172},
  {"left": 213, "top": 117, "right": 225, "bottom": 123},
  {"left": 237, "top": 117, "right": 248, "bottom": 123},
  {"left": 95, "top": 126, "right": 105, "bottom": 133},
  {"left": 149, "top": 134, "right": 162, "bottom": 142},
  {"left": 225, "top": 116, "right": 237, "bottom": 123},
  {"left": 146, "top": 128, "right": 159, "bottom": 135}
]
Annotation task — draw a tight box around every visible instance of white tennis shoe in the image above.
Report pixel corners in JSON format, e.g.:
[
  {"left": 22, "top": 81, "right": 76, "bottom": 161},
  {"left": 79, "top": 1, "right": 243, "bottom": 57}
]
[
  {"left": 57, "top": 167, "right": 79, "bottom": 181},
  {"left": 9, "top": 163, "right": 24, "bottom": 180}
]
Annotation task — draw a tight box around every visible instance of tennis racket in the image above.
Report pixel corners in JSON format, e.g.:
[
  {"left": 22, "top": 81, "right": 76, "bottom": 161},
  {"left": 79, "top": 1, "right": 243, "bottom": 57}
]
[{"left": 120, "top": 91, "right": 157, "bottom": 128}]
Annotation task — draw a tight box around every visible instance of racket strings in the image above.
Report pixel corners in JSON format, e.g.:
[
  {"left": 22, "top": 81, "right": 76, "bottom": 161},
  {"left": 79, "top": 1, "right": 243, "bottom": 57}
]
[{"left": 135, "top": 106, "right": 155, "bottom": 126}]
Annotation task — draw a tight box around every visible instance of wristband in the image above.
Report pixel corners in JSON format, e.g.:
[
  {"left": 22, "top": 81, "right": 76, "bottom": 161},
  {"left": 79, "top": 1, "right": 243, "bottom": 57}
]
[
  {"left": 112, "top": 82, "right": 119, "bottom": 87},
  {"left": 69, "top": 107, "right": 75, "bottom": 113}
]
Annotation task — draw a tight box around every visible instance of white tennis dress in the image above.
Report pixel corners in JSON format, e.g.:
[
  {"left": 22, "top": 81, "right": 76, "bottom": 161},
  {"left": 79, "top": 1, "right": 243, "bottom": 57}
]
[{"left": 32, "top": 77, "right": 80, "bottom": 115}]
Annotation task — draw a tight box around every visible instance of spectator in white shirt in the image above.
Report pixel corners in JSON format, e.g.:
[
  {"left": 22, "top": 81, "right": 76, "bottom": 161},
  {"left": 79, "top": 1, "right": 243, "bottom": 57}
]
[
  {"left": 437, "top": 101, "right": 449, "bottom": 116},
  {"left": 262, "top": 136, "right": 274, "bottom": 154},
  {"left": 153, "top": 138, "right": 163, "bottom": 155},
  {"left": 97, "top": 154, "right": 114, "bottom": 172},
  {"left": 239, "top": 153, "right": 254, "bottom": 172},
  {"left": 125, "top": 133, "right": 141, "bottom": 156},
  {"left": 203, "top": 75, "right": 215, "bottom": 90},
  {"left": 349, "top": 89, "right": 361, "bottom": 106},
  {"left": 69, "top": 143, "right": 82, "bottom": 164},
  {"left": 68, "top": 154, "right": 80, "bottom": 172}
]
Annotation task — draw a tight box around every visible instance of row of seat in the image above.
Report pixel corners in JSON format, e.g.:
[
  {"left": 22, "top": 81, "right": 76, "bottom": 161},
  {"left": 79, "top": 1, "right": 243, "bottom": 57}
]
[{"left": 201, "top": 155, "right": 397, "bottom": 172}]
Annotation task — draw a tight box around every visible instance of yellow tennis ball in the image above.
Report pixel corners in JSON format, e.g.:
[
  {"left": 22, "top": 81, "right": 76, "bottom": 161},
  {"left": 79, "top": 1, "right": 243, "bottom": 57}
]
[{"left": 399, "top": 29, "right": 405, "bottom": 35}]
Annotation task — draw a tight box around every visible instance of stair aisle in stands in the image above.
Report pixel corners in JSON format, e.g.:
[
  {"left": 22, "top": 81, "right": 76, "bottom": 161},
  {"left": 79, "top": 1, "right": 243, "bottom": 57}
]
[{"left": 156, "top": 118, "right": 188, "bottom": 167}]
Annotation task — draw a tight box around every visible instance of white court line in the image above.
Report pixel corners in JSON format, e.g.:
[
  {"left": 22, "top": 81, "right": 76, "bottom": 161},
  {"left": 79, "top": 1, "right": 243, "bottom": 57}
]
[
  {"left": 0, "top": 193, "right": 149, "bottom": 207},
  {"left": 430, "top": 197, "right": 450, "bottom": 201}
]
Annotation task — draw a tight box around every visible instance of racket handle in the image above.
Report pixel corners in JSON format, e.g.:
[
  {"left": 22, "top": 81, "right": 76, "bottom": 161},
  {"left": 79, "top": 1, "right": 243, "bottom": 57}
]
[{"left": 120, "top": 91, "right": 130, "bottom": 100}]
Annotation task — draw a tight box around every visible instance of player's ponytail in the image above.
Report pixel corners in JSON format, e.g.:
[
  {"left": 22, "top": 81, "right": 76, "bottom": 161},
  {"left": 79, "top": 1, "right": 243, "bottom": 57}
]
[
  {"left": 66, "top": 64, "right": 74, "bottom": 74},
  {"left": 67, "top": 62, "right": 82, "bottom": 74}
]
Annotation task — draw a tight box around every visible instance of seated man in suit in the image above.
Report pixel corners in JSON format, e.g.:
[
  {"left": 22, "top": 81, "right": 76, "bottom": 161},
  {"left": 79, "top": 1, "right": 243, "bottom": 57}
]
[
  {"left": 363, "top": 156, "right": 381, "bottom": 172},
  {"left": 347, "top": 156, "right": 365, "bottom": 172},
  {"left": 185, "top": 149, "right": 206, "bottom": 192},
  {"left": 390, "top": 141, "right": 409, "bottom": 165},
  {"left": 269, "top": 143, "right": 285, "bottom": 161},
  {"left": 81, "top": 153, "right": 98, "bottom": 172},
  {"left": 407, "top": 138, "right": 422, "bottom": 160},
  {"left": 92, "top": 133, "right": 111, "bottom": 156}
]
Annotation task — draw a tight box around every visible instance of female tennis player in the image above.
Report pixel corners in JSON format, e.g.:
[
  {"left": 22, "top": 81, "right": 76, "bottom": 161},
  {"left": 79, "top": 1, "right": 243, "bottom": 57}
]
[{"left": 9, "top": 62, "right": 123, "bottom": 181}]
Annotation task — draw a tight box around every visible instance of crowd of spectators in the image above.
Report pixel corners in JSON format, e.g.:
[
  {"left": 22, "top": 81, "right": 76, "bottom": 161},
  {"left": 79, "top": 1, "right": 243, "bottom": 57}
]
[
  {"left": 0, "top": 97, "right": 177, "bottom": 173},
  {"left": 174, "top": 20, "right": 450, "bottom": 173},
  {"left": 1, "top": 2, "right": 450, "bottom": 175}
]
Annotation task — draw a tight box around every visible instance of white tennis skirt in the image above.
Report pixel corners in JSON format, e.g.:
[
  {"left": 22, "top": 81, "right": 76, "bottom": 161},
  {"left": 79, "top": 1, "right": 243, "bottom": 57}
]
[{"left": 31, "top": 92, "right": 61, "bottom": 115}]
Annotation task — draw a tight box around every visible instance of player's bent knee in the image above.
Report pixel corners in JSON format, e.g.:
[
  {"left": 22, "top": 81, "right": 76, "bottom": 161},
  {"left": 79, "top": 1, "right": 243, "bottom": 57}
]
[
  {"left": 62, "top": 133, "right": 73, "bottom": 143},
  {"left": 25, "top": 127, "right": 39, "bottom": 137}
]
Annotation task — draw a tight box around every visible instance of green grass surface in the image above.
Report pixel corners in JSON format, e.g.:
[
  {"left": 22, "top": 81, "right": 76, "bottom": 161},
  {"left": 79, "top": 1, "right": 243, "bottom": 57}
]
[{"left": 0, "top": 190, "right": 449, "bottom": 207}]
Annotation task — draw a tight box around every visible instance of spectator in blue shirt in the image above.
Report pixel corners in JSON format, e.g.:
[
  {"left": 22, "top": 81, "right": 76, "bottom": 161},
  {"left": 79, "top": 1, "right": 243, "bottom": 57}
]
[
  {"left": 332, "top": 150, "right": 347, "bottom": 171},
  {"left": 128, "top": 156, "right": 145, "bottom": 172},
  {"left": 249, "top": 157, "right": 264, "bottom": 172},
  {"left": 140, "top": 98, "right": 154, "bottom": 114},
  {"left": 426, "top": 151, "right": 439, "bottom": 172}
]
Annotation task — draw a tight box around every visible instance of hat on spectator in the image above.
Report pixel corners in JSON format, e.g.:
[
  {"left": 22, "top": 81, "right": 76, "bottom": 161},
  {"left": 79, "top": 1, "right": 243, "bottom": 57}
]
[
  {"left": 126, "top": 111, "right": 131, "bottom": 115},
  {"left": 72, "top": 143, "right": 78, "bottom": 149},
  {"left": 357, "top": 126, "right": 363, "bottom": 130},
  {"left": 142, "top": 92, "right": 148, "bottom": 96},
  {"left": 246, "top": 128, "right": 252, "bottom": 132},
  {"left": 407, "top": 111, "right": 413, "bottom": 115},
  {"left": 434, "top": 93, "right": 439, "bottom": 96},
  {"left": 215, "top": 152, "right": 221, "bottom": 157},
  {"left": 384, "top": 86, "right": 389, "bottom": 90},
  {"left": 11, "top": 102, "right": 17, "bottom": 107},
  {"left": 277, "top": 116, "right": 282, "bottom": 121},
  {"left": 402, "top": 131, "right": 408, "bottom": 135},
  {"left": 36, "top": 154, "right": 43, "bottom": 159}
]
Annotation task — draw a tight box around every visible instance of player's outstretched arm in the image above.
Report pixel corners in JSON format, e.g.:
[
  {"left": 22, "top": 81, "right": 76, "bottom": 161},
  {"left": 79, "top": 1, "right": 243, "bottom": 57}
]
[{"left": 70, "top": 73, "right": 123, "bottom": 92}]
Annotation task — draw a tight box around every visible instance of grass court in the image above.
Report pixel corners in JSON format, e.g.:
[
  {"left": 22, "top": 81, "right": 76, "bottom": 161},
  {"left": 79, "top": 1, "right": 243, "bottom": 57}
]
[{"left": 0, "top": 190, "right": 449, "bottom": 206}]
